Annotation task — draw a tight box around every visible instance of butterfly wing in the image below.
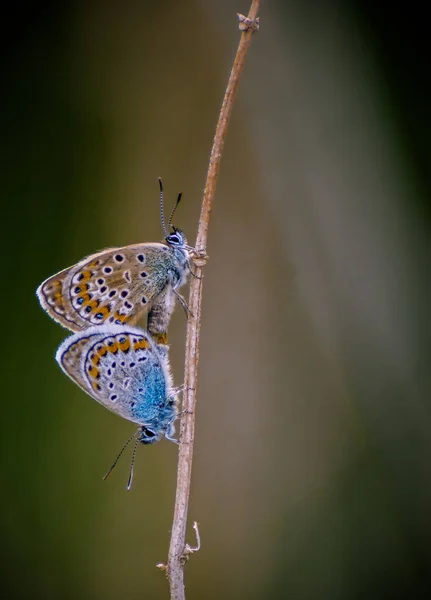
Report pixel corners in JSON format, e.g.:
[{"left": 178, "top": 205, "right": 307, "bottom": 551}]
[
  {"left": 56, "top": 325, "right": 173, "bottom": 427},
  {"left": 36, "top": 264, "right": 80, "bottom": 331},
  {"left": 37, "top": 243, "right": 173, "bottom": 332}
]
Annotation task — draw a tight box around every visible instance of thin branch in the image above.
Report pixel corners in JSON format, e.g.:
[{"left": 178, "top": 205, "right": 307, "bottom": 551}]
[{"left": 164, "top": 3, "right": 260, "bottom": 599}]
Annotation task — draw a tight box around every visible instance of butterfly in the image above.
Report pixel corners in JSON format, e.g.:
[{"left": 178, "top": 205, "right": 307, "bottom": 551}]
[
  {"left": 56, "top": 324, "right": 181, "bottom": 489},
  {"left": 37, "top": 179, "right": 194, "bottom": 343}
]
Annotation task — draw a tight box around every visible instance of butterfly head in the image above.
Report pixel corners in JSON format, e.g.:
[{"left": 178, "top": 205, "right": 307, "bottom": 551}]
[
  {"left": 138, "top": 425, "right": 163, "bottom": 445},
  {"left": 165, "top": 226, "right": 187, "bottom": 249}
]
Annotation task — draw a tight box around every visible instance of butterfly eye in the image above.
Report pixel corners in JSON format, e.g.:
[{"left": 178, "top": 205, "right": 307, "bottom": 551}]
[
  {"left": 140, "top": 427, "right": 157, "bottom": 445},
  {"left": 166, "top": 233, "right": 182, "bottom": 246}
]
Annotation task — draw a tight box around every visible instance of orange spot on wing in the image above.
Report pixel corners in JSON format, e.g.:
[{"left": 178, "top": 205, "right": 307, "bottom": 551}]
[
  {"left": 80, "top": 270, "right": 92, "bottom": 281},
  {"left": 118, "top": 337, "right": 130, "bottom": 352},
  {"left": 133, "top": 339, "right": 149, "bottom": 350},
  {"left": 87, "top": 365, "right": 99, "bottom": 378},
  {"left": 94, "top": 306, "right": 110, "bottom": 321},
  {"left": 85, "top": 300, "right": 100, "bottom": 312},
  {"left": 107, "top": 342, "right": 119, "bottom": 353},
  {"left": 114, "top": 311, "right": 127, "bottom": 323},
  {"left": 91, "top": 354, "right": 100, "bottom": 366}
]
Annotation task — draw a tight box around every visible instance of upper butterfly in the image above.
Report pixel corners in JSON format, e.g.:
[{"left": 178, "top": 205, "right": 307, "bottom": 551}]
[{"left": 36, "top": 180, "right": 193, "bottom": 338}]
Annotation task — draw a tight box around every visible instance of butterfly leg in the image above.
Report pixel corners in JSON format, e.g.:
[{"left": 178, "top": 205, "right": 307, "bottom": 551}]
[
  {"left": 165, "top": 433, "right": 180, "bottom": 445},
  {"left": 188, "top": 249, "right": 208, "bottom": 279},
  {"left": 173, "top": 288, "right": 194, "bottom": 318},
  {"left": 188, "top": 259, "right": 202, "bottom": 280}
]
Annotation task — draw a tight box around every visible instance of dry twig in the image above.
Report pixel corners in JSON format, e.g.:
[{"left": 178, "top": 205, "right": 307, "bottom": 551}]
[{"left": 164, "top": 3, "right": 260, "bottom": 598}]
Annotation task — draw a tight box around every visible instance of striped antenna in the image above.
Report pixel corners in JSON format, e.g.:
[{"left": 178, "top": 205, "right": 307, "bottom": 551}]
[{"left": 103, "top": 430, "right": 137, "bottom": 483}]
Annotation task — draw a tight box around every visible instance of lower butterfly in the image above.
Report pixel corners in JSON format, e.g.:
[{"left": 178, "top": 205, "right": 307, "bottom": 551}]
[{"left": 56, "top": 324, "right": 181, "bottom": 489}]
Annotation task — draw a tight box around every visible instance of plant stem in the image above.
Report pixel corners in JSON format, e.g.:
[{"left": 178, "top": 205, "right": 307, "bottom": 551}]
[{"left": 165, "top": 3, "right": 260, "bottom": 598}]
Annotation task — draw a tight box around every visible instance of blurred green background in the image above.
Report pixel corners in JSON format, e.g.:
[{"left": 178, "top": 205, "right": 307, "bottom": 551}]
[{"left": 2, "top": 1, "right": 431, "bottom": 598}]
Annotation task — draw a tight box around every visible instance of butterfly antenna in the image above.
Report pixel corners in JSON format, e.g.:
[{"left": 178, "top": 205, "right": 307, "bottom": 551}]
[
  {"left": 126, "top": 436, "right": 140, "bottom": 491},
  {"left": 168, "top": 192, "right": 183, "bottom": 229},
  {"left": 158, "top": 177, "right": 169, "bottom": 238},
  {"left": 103, "top": 431, "right": 137, "bottom": 482}
]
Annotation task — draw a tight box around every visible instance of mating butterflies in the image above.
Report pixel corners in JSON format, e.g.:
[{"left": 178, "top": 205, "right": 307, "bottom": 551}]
[
  {"left": 37, "top": 180, "right": 193, "bottom": 341},
  {"left": 56, "top": 324, "right": 180, "bottom": 488}
]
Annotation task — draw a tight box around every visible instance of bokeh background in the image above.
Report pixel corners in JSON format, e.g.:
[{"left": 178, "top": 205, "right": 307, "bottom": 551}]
[{"left": 2, "top": 1, "right": 431, "bottom": 598}]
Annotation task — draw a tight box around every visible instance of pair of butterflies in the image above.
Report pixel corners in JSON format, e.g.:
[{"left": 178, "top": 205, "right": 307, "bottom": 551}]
[{"left": 37, "top": 181, "right": 195, "bottom": 489}]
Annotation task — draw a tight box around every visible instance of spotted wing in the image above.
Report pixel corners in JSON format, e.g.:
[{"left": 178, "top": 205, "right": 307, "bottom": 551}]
[
  {"left": 36, "top": 264, "right": 81, "bottom": 331},
  {"left": 56, "top": 325, "right": 172, "bottom": 426},
  {"left": 37, "top": 243, "right": 172, "bottom": 332}
]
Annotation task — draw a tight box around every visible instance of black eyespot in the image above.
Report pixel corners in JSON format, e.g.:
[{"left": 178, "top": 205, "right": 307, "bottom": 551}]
[
  {"left": 77, "top": 297, "right": 84, "bottom": 305},
  {"left": 130, "top": 401, "right": 136, "bottom": 408},
  {"left": 140, "top": 271, "right": 147, "bottom": 278},
  {"left": 100, "top": 286, "right": 107, "bottom": 293},
  {"left": 109, "top": 290, "right": 117, "bottom": 298},
  {"left": 110, "top": 394, "right": 117, "bottom": 402},
  {"left": 107, "top": 369, "right": 112, "bottom": 376},
  {"left": 77, "top": 273, "right": 84, "bottom": 281},
  {"left": 138, "top": 356, "right": 147, "bottom": 362},
  {"left": 124, "top": 301, "right": 132, "bottom": 309},
  {"left": 115, "top": 320, "right": 121, "bottom": 324},
  {"left": 74, "top": 286, "right": 81, "bottom": 294},
  {"left": 130, "top": 362, "right": 136, "bottom": 368},
  {"left": 109, "top": 382, "right": 114, "bottom": 389},
  {"left": 111, "top": 362, "right": 116, "bottom": 368},
  {"left": 138, "top": 388, "right": 143, "bottom": 392},
  {"left": 109, "top": 316, "right": 115, "bottom": 322},
  {"left": 120, "top": 290, "right": 129, "bottom": 298},
  {"left": 108, "top": 340, "right": 114, "bottom": 346},
  {"left": 85, "top": 306, "right": 91, "bottom": 313},
  {"left": 103, "top": 267, "right": 112, "bottom": 274},
  {"left": 95, "top": 384, "right": 101, "bottom": 391},
  {"left": 121, "top": 361, "right": 125, "bottom": 367},
  {"left": 124, "top": 271, "right": 131, "bottom": 282},
  {"left": 114, "top": 254, "right": 124, "bottom": 262},
  {"left": 141, "top": 297, "right": 147, "bottom": 304},
  {"left": 137, "top": 254, "right": 145, "bottom": 263},
  {"left": 95, "top": 313, "right": 103, "bottom": 320},
  {"left": 119, "top": 337, "right": 126, "bottom": 343},
  {"left": 97, "top": 278, "right": 104, "bottom": 285}
]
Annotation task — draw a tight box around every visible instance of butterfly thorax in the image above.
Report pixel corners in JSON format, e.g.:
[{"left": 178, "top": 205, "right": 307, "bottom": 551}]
[
  {"left": 165, "top": 228, "right": 190, "bottom": 285},
  {"left": 137, "top": 408, "right": 176, "bottom": 445},
  {"left": 137, "top": 394, "right": 177, "bottom": 444}
]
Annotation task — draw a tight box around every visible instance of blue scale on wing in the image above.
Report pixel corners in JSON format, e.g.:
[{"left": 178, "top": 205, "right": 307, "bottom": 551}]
[{"left": 92, "top": 336, "right": 167, "bottom": 425}]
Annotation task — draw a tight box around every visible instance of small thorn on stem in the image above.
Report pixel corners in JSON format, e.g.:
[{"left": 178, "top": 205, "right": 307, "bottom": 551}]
[
  {"left": 156, "top": 563, "right": 169, "bottom": 578},
  {"left": 181, "top": 522, "right": 201, "bottom": 563},
  {"left": 237, "top": 13, "right": 260, "bottom": 32},
  {"left": 156, "top": 562, "right": 168, "bottom": 572}
]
